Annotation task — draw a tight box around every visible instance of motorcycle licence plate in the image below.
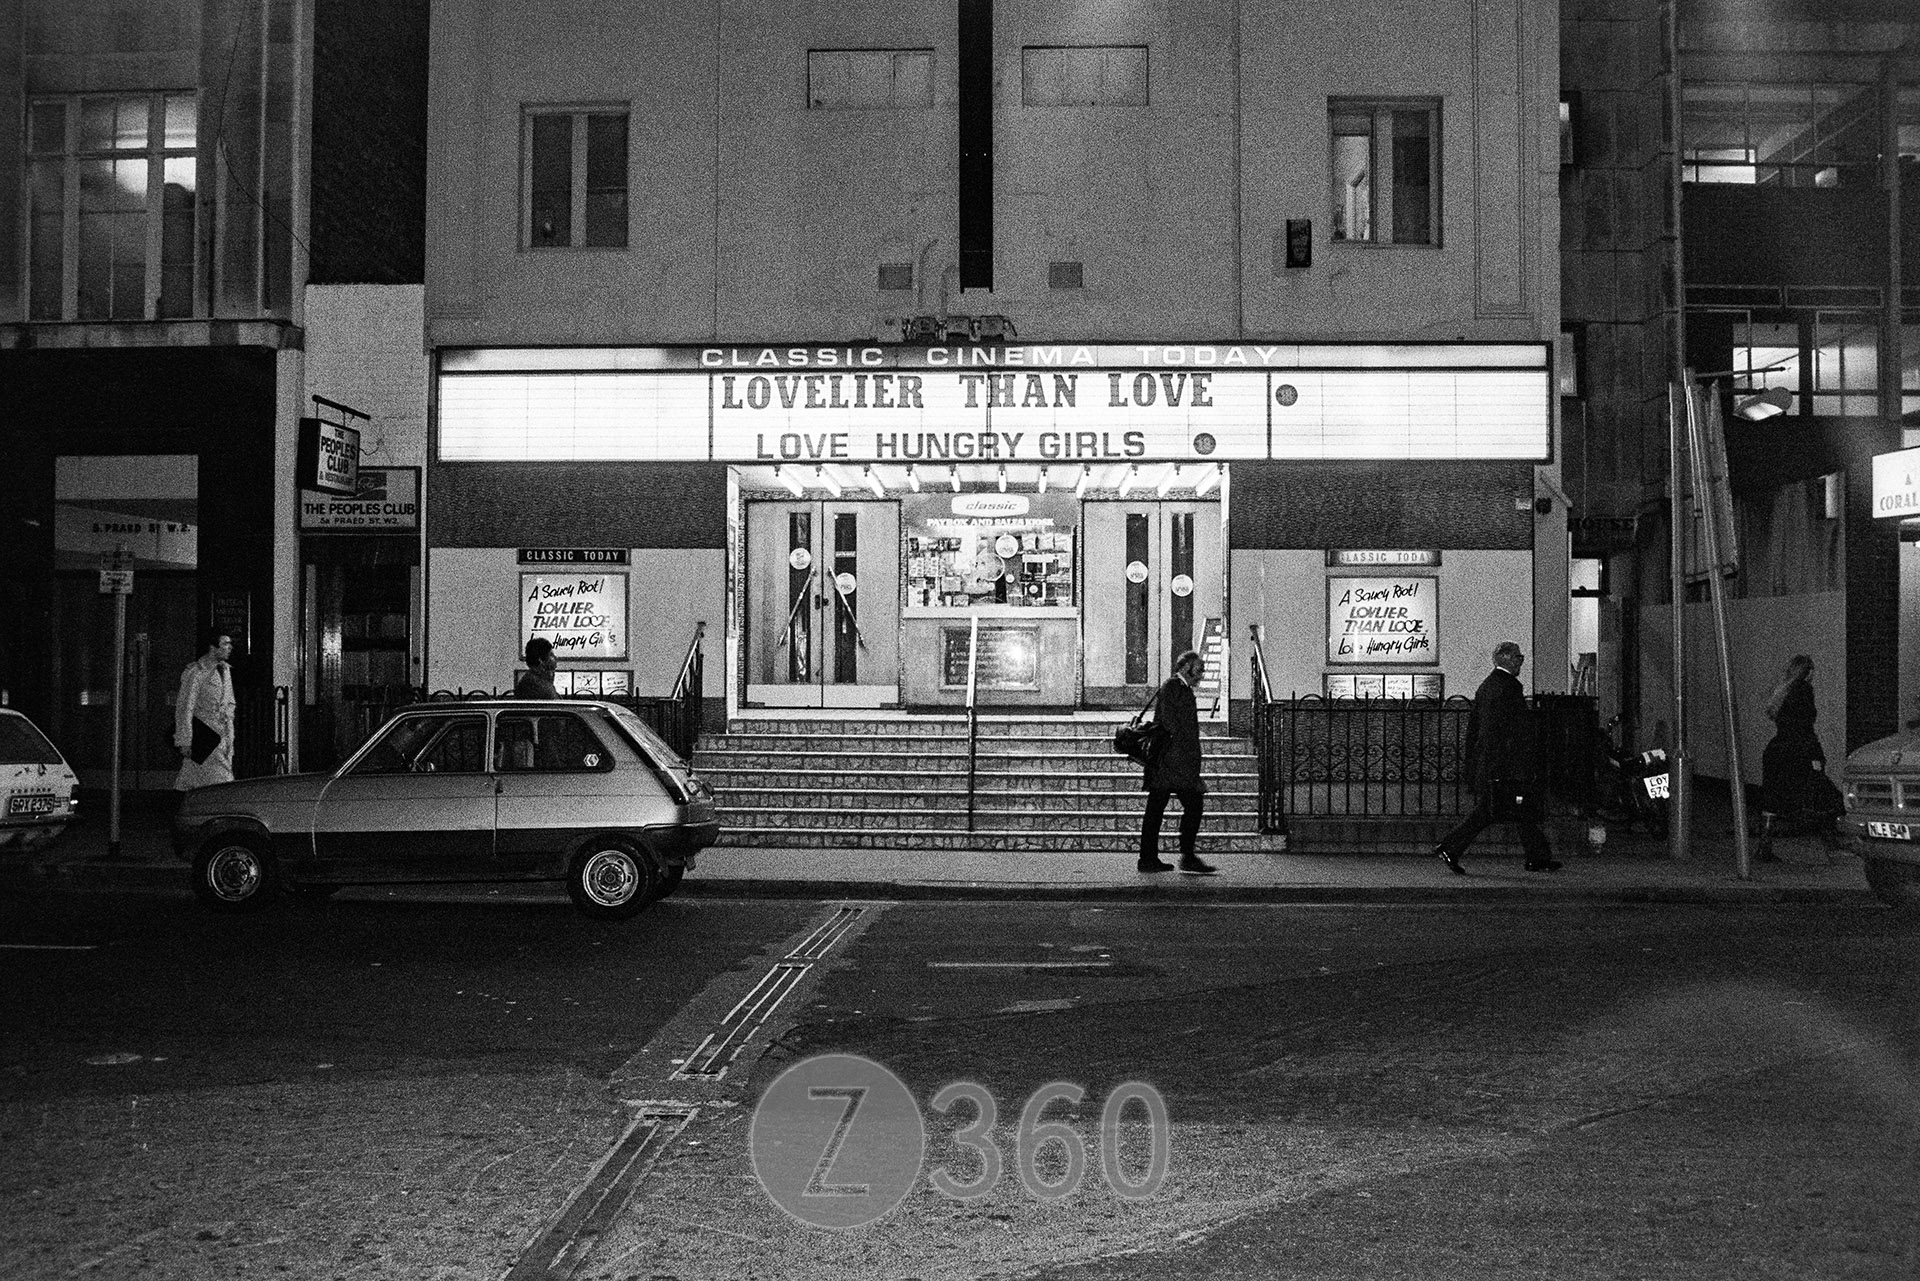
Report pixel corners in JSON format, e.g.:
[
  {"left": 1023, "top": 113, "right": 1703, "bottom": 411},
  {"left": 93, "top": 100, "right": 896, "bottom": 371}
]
[
  {"left": 1642, "top": 772, "right": 1670, "bottom": 800},
  {"left": 7, "top": 793, "right": 56, "bottom": 816},
  {"left": 1866, "top": 821, "right": 1913, "bottom": 841}
]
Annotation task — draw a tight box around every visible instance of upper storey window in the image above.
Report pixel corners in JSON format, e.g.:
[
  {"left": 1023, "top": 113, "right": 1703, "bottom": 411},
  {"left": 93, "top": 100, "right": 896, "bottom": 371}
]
[
  {"left": 26, "top": 92, "right": 197, "bottom": 321},
  {"left": 1329, "top": 100, "right": 1438, "bottom": 246},
  {"left": 808, "top": 50, "right": 934, "bottom": 109},
  {"left": 1682, "top": 83, "right": 1877, "bottom": 187},
  {"left": 1020, "top": 47, "right": 1148, "bottom": 107},
  {"left": 524, "top": 108, "right": 629, "bottom": 249}
]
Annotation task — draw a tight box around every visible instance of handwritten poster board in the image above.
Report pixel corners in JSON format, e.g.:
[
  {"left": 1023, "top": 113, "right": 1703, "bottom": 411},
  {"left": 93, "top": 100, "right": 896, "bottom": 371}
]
[
  {"left": 941, "top": 626, "right": 1041, "bottom": 691},
  {"left": 521, "top": 572, "right": 628, "bottom": 661},
  {"left": 1327, "top": 576, "right": 1437, "bottom": 665}
]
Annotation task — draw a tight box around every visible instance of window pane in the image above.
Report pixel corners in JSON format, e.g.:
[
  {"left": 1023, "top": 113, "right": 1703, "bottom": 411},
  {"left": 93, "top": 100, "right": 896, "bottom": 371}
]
[
  {"left": 894, "top": 52, "right": 933, "bottom": 107},
  {"left": 808, "top": 51, "right": 849, "bottom": 107},
  {"left": 584, "top": 190, "right": 627, "bottom": 248},
  {"left": 77, "top": 213, "right": 112, "bottom": 318},
  {"left": 29, "top": 162, "right": 64, "bottom": 320},
  {"left": 1390, "top": 110, "right": 1432, "bottom": 244},
  {"left": 584, "top": 114, "right": 626, "bottom": 190},
  {"left": 1105, "top": 47, "right": 1147, "bottom": 107},
  {"left": 111, "top": 213, "right": 145, "bottom": 319},
  {"left": 159, "top": 159, "right": 196, "bottom": 318},
  {"left": 1331, "top": 124, "right": 1371, "bottom": 241},
  {"left": 163, "top": 94, "right": 196, "bottom": 150},
  {"left": 29, "top": 101, "right": 67, "bottom": 154},
  {"left": 79, "top": 97, "right": 119, "bottom": 151},
  {"left": 528, "top": 114, "right": 572, "bottom": 247}
]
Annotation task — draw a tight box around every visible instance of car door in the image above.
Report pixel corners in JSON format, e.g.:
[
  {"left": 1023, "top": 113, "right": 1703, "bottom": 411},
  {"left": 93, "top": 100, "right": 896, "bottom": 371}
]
[
  {"left": 311, "top": 710, "right": 495, "bottom": 881},
  {"left": 492, "top": 708, "right": 627, "bottom": 875}
]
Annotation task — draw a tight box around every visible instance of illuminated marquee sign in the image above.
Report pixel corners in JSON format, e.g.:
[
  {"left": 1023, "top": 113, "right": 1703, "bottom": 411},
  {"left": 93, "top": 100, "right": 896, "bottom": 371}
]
[{"left": 437, "top": 344, "right": 1550, "bottom": 463}]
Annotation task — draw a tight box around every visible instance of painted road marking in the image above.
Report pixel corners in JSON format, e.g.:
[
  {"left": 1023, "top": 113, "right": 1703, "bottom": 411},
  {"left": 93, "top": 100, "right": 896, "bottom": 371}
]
[
  {"left": 927, "top": 960, "right": 1114, "bottom": 969},
  {"left": 0, "top": 943, "right": 100, "bottom": 950}
]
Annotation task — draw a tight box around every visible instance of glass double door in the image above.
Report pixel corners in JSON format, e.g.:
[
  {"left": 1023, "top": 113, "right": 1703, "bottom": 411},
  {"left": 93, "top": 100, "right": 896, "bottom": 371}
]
[
  {"left": 745, "top": 501, "right": 900, "bottom": 708},
  {"left": 1082, "top": 502, "right": 1223, "bottom": 710}
]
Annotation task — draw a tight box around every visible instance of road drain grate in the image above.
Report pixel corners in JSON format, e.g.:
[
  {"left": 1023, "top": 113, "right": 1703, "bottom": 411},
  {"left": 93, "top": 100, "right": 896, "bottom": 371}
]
[{"left": 503, "top": 1106, "right": 695, "bottom": 1281}]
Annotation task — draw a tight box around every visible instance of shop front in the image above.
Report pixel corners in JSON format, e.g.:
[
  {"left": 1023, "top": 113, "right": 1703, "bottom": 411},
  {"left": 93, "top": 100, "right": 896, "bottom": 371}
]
[{"left": 428, "top": 343, "right": 1552, "bottom": 720}]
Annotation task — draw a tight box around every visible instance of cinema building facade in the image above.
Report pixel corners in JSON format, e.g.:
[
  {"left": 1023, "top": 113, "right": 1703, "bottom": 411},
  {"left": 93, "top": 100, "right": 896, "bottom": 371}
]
[{"left": 421, "top": 0, "right": 1566, "bottom": 738}]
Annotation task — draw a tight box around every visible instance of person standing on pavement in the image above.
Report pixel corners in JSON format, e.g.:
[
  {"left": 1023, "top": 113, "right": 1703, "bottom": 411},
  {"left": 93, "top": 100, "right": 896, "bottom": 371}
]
[
  {"left": 1138, "top": 649, "right": 1217, "bottom": 876},
  {"left": 516, "top": 637, "right": 559, "bottom": 698},
  {"left": 173, "top": 631, "right": 236, "bottom": 793},
  {"left": 1434, "top": 640, "right": 1560, "bottom": 875}
]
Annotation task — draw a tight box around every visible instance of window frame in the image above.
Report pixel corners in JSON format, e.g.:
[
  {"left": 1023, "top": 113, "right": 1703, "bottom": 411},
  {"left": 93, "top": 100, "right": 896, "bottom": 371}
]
[
  {"left": 493, "top": 710, "right": 618, "bottom": 774},
  {"left": 521, "top": 105, "right": 631, "bottom": 251},
  {"left": 806, "top": 49, "right": 936, "bottom": 110},
  {"left": 1328, "top": 98, "right": 1441, "bottom": 248},
  {"left": 24, "top": 90, "right": 198, "bottom": 321},
  {"left": 346, "top": 712, "right": 490, "bottom": 777},
  {"left": 1019, "top": 46, "right": 1149, "bottom": 108}
]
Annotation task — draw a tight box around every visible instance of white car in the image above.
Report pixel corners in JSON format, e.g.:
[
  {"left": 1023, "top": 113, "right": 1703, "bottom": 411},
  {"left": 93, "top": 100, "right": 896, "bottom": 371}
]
[{"left": 0, "top": 708, "right": 80, "bottom": 853}]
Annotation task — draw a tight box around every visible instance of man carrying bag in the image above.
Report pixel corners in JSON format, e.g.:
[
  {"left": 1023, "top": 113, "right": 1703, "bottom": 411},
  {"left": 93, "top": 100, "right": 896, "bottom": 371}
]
[{"left": 1434, "top": 641, "right": 1560, "bottom": 875}]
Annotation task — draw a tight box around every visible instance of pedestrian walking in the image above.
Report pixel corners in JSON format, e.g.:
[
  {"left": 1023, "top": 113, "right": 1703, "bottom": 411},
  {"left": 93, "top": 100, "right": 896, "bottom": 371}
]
[
  {"left": 1138, "top": 649, "right": 1216, "bottom": 876},
  {"left": 174, "top": 630, "right": 236, "bottom": 793},
  {"left": 1434, "top": 640, "right": 1560, "bottom": 875},
  {"left": 516, "top": 637, "right": 559, "bottom": 698},
  {"left": 1759, "top": 653, "right": 1842, "bottom": 849}
]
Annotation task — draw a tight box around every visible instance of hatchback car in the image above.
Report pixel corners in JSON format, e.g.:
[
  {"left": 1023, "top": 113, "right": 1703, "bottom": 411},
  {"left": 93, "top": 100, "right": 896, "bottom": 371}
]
[
  {"left": 0, "top": 707, "right": 80, "bottom": 854},
  {"left": 173, "top": 699, "right": 718, "bottom": 918}
]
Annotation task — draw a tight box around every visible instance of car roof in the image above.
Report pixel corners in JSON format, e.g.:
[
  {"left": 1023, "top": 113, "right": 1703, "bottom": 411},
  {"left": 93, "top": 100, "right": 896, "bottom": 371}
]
[{"left": 390, "top": 698, "right": 626, "bottom": 714}]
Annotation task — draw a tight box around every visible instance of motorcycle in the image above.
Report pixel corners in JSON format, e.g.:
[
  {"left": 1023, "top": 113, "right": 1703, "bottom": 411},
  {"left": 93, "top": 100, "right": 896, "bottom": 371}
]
[{"left": 1590, "top": 715, "right": 1671, "bottom": 843}]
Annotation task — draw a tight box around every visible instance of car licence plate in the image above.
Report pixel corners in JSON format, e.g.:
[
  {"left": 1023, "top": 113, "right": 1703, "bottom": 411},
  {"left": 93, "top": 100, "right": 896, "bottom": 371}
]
[
  {"left": 1642, "top": 772, "right": 1670, "bottom": 800},
  {"left": 8, "top": 793, "right": 56, "bottom": 817},
  {"left": 1866, "top": 820, "right": 1914, "bottom": 841}
]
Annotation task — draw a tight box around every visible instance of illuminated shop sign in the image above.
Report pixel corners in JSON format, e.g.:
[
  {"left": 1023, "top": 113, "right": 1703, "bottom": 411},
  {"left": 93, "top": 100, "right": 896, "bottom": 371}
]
[
  {"left": 438, "top": 345, "right": 1550, "bottom": 464},
  {"left": 1872, "top": 446, "right": 1920, "bottom": 519}
]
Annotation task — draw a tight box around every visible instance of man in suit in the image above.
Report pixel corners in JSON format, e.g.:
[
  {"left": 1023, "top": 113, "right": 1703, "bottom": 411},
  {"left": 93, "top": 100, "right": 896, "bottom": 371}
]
[
  {"left": 1139, "top": 649, "right": 1216, "bottom": 875},
  {"left": 1434, "top": 641, "right": 1561, "bottom": 875}
]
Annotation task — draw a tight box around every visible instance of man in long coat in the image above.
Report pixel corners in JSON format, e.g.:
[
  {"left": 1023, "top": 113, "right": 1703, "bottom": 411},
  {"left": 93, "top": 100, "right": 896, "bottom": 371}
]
[
  {"left": 1434, "top": 640, "right": 1559, "bottom": 874},
  {"left": 174, "top": 631, "right": 236, "bottom": 792},
  {"left": 1139, "top": 649, "right": 1216, "bottom": 875}
]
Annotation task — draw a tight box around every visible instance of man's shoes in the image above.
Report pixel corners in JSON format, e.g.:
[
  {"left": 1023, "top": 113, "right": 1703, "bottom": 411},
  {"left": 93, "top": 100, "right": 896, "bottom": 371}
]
[
  {"left": 1524, "top": 859, "right": 1564, "bottom": 872},
  {"left": 1137, "top": 859, "right": 1174, "bottom": 873},
  {"left": 1177, "top": 857, "right": 1218, "bottom": 876},
  {"left": 1434, "top": 844, "right": 1467, "bottom": 876}
]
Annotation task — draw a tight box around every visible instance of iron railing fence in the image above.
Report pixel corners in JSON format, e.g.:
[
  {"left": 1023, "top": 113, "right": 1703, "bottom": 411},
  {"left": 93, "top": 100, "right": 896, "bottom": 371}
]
[
  {"left": 233, "top": 686, "right": 290, "bottom": 779},
  {"left": 1253, "top": 694, "right": 1599, "bottom": 834}
]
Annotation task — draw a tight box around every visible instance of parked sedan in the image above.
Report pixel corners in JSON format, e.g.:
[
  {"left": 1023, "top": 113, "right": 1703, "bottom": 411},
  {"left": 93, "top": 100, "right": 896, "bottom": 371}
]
[
  {"left": 0, "top": 707, "right": 80, "bottom": 854},
  {"left": 173, "top": 699, "right": 718, "bottom": 918}
]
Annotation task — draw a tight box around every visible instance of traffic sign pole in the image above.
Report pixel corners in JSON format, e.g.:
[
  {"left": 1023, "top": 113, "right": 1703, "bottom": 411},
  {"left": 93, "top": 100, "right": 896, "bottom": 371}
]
[{"left": 100, "top": 545, "right": 132, "bottom": 858}]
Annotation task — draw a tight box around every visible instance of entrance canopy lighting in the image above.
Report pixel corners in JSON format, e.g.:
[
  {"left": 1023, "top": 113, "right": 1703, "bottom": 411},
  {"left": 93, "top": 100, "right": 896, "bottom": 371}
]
[
  {"left": 864, "top": 465, "right": 886, "bottom": 498},
  {"left": 1037, "top": 466, "right": 1049, "bottom": 494},
  {"left": 1156, "top": 464, "right": 1180, "bottom": 498},
  {"left": 816, "top": 465, "right": 842, "bottom": 497},
  {"left": 775, "top": 465, "right": 804, "bottom": 497},
  {"left": 949, "top": 465, "right": 961, "bottom": 492},
  {"left": 998, "top": 465, "right": 1008, "bottom": 492},
  {"left": 1117, "top": 464, "right": 1139, "bottom": 497},
  {"left": 1074, "top": 465, "right": 1091, "bottom": 498},
  {"left": 906, "top": 464, "right": 921, "bottom": 492},
  {"left": 1194, "top": 463, "right": 1222, "bottom": 497}
]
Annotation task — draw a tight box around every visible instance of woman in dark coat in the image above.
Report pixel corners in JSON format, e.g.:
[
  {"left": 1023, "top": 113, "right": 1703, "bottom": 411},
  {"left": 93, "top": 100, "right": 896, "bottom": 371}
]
[
  {"left": 1139, "top": 649, "right": 1215, "bottom": 875},
  {"left": 1760, "top": 654, "right": 1841, "bottom": 838}
]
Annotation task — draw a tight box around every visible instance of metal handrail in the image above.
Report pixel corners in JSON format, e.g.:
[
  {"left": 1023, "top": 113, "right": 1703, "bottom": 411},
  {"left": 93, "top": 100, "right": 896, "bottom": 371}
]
[
  {"left": 671, "top": 621, "right": 706, "bottom": 701},
  {"left": 964, "top": 614, "right": 980, "bottom": 833},
  {"left": 1248, "top": 624, "right": 1276, "bottom": 704}
]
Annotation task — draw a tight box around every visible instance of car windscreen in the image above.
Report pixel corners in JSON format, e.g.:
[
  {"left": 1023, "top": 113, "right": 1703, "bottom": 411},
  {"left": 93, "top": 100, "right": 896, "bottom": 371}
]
[{"left": 0, "top": 716, "right": 64, "bottom": 766}]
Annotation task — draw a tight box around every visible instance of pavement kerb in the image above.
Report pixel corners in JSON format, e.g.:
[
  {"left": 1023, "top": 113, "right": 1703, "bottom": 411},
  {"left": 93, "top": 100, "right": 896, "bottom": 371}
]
[{"left": 5, "top": 858, "right": 1875, "bottom": 908}]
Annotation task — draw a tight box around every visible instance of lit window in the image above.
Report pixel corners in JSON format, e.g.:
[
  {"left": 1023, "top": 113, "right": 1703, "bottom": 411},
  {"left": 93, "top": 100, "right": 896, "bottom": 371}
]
[
  {"left": 1682, "top": 83, "right": 1874, "bottom": 187},
  {"left": 1329, "top": 100, "right": 1438, "bottom": 246},
  {"left": 524, "top": 108, "right": 628, "bottom": 249},
  {"left": 26, "top": 92, "right": 197, "bottom": 321},
  {"left": 808, "top": 50, "right": 934, "bottom": 109},
  {"left": 1812, "top": 312, "right": 1877, "bottom": 416}
]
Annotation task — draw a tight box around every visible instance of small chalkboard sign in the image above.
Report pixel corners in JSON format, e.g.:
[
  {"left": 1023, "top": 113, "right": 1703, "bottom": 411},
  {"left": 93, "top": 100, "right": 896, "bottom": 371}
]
[{"left": 942, "top": 626, "right": 1041, "bottom": 691}]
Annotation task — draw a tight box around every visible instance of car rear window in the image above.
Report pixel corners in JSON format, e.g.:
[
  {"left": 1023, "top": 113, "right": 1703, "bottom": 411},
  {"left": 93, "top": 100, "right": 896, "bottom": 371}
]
[
  {"left": 495, "top": 711, "right": 615, "bottom": 773},
  {"left": 0, "top": 716, "right": 63, "bottom": 766}
]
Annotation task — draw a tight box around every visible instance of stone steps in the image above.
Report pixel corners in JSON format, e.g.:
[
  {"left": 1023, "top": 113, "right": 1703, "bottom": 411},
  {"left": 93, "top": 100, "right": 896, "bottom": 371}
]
[{"left": 700, "top": 716, "right": 1266, "bottom": 852}]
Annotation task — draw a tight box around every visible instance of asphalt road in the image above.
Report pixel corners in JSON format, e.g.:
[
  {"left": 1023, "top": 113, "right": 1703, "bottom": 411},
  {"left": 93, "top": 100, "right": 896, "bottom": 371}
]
[{"left": 1, "top": 887, "right": 1914, "bottom": 1280}]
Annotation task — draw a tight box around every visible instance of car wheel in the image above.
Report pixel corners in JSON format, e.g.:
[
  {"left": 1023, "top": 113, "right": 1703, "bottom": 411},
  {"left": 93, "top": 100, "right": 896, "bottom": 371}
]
[
  {"left": 1864, "top": 857, "right": 1920, "bottom": 912},
  {"left": 192, "top": 836, "right": 279, "bottom": 913},
  {"left": 655, "top": 862, "right": 686, "bottom": 899},
  {"left": 567, "top": 840, "right": 659, "bottom": 919}
]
